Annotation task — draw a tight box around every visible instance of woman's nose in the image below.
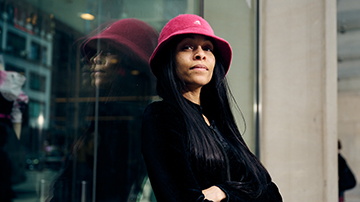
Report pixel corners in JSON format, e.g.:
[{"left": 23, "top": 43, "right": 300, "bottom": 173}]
[
  {"left": 194, "top": 47, "right": 206, "bottom": 60},
  {"left": 92, "top": 51, "right": 103, "bottom": 64}
]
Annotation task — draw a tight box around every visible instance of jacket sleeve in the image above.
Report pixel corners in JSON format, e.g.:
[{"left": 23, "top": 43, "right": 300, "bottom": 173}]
[
  {"left": 141, "top": 102, "right": 212, "bottom": 202},
  {"left": 216, "top": 182, "right": 282, "bottom": 202}
]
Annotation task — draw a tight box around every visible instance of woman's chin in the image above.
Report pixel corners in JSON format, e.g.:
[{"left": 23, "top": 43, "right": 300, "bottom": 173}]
[
  {"left": 91, "top": 79, "right": 112, "bottom": 90},
  {"left": 185, "top": 79, "right": 211, "bottom": 88}
]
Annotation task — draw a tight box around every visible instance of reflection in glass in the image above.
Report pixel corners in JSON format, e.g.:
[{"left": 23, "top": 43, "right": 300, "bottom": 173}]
[
  {"left": 0, "top": 0, "right": 199, "bottom": 201},
  {"left": 29, "top": 72, "right": 46, "bottom": 92},
  {"left": 0, "top": 70, "right": 28, "bottom": 202},
  {"left": 48, "top": 18, "right": 158, "bottom": 202},
  {"left": 6, "top": 32, "right": 26, "bottom": 58}
]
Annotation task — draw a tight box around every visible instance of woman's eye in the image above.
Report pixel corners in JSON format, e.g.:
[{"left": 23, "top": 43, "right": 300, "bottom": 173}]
[
  {"left": 203, "top": 47, "right": 213, "bottom": 52},
  {"left": 105, "top": 50, "right": 117, "bottom": 55},
  {"left": 182, "top": 45, "right": 192, "bottom": 50},
  {"left": 99, "top": 49, "right": 117, "bottom": 56}
]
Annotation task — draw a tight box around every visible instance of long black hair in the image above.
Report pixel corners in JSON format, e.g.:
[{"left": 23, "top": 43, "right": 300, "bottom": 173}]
[{"left": 155, "top": 35, "right": 272, "bottom": 198}]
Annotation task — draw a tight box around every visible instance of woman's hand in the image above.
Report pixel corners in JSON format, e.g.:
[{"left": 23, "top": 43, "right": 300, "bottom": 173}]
[{"left": 202, "top": 186, "right": 226, "bottom": 202}]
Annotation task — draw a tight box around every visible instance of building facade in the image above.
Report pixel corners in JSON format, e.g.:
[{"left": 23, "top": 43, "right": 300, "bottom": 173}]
[{"left": 0, "top": 0, "right": 348, "bottom": 201}]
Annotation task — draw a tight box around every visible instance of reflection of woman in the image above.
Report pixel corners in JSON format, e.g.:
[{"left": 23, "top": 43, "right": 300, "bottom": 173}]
[
  {"left": 49, "top": 19, "right": 158, "bottom": 202},
  {"left": 83, "top": 18, "right": 158, "bottom": 96},
  {"left": 141, "top": 14, "right": 282, "bottom": 202}
]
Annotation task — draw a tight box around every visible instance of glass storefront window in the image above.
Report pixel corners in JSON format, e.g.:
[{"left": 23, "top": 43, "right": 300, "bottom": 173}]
[
  {"left": 29, "top": 72, "right": 46, "bottom": 92},
  {"left": 6, "top": 32, "right": 26, "bottom": 58},
  {"left": 0, "top": 0, "right": 204, "bottom": 202},
  {"left": 0, "top": 0, "right": 260, "bottom": 202}
]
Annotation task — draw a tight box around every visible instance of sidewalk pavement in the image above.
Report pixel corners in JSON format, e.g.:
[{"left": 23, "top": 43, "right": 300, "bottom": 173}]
[
  {"left": 12, "top": 170, "right": 360, "bottom": 202},
  {"left": 345, "top": 185, "right": 360, "bottom": 202}
]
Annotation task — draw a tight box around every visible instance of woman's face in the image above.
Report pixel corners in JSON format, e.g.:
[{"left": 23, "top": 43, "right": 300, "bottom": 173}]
[
  {"left": 90, "top": 46, "right": 121, "bottom": 89},
  {"left": 175, "top": 34, "right": 215, "bottom": 90}
]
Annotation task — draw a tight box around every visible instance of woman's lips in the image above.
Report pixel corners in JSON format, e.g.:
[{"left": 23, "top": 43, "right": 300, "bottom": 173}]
[
  {"left": 190, "top": 64, "right": 208, "bottom": 71},
  {"left": 91, "top": 69, "right": 106, "bottom": 77}
]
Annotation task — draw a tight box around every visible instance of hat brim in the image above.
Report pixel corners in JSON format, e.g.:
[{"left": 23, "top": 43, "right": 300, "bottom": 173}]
[{"left": 83, "top": 34, "right": 150, "bottom": 65}]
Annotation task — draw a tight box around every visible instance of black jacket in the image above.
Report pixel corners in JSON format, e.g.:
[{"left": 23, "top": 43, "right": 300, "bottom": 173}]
[
  {"left": 141, "top": 100, "right": 282, "bottom": 202},
  {"left": 49, "top": 101, "right": 146, "bottom": 202}
]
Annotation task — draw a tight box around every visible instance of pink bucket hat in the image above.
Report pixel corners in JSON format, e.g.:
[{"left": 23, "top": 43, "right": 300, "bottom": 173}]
[
  {"left": 149, "top": 14, "right": 232, "bottom": 77},
  {"left": 83, "top": 18, "right": 158, "bottom": 64}
]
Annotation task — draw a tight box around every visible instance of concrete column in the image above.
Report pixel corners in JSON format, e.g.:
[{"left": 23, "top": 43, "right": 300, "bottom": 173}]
[{"left": 259, "top": 1, "right": 338, "bottom": 202}]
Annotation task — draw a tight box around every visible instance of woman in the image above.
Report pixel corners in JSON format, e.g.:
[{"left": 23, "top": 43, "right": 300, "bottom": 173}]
[{"left": 141, "top": 14, "right": 282, "bottom": 202}]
